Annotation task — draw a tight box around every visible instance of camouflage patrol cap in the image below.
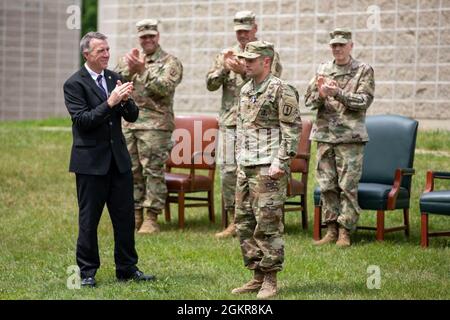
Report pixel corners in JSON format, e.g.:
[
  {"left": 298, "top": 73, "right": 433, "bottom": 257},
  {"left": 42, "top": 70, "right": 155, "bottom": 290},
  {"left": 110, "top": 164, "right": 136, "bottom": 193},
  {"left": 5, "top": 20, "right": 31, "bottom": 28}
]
[
  {"left": 233, "top": 10, "right": 256, "bottom": 31},
  {"left": 136, "top": 19, "right": 159, "bottom": 37},
  {"left": 329, "top": 28, "right": 352, "bottom": 45},
  {"left": 237, "top": 40, "right": 274, "bottom": 59}
]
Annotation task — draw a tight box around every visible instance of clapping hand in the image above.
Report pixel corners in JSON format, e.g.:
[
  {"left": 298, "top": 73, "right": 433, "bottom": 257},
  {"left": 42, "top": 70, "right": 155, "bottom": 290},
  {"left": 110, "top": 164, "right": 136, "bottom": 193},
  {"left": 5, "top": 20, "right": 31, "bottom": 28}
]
[
  {"left": 107, "top": 80, "right": 134, "bottom": 108},
  {"left": 317, "top": 76, "right": 339, "bottom": 97},
  {"left": 224, "top": 51, "right": 246, "bottom": 75},
  {"left": 125, "top": 48, "right": 145, "bottom": 75},
  {"left": 317, "top": 76, "right": 326, "bottom": 98}
]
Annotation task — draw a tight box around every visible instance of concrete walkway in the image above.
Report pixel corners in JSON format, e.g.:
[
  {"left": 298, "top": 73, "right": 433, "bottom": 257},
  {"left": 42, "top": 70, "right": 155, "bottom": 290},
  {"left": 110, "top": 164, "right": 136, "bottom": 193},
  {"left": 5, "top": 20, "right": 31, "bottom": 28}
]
[{"left": 415, "top": 119, "right": 450, "bottom": 131}]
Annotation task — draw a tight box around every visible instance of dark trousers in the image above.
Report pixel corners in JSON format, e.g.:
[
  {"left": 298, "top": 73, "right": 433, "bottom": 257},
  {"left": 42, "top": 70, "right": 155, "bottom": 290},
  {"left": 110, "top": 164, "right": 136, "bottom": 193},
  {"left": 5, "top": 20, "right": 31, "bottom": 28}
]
[{"left": 75, "top": 158, "right": 138, "bottom": 278}]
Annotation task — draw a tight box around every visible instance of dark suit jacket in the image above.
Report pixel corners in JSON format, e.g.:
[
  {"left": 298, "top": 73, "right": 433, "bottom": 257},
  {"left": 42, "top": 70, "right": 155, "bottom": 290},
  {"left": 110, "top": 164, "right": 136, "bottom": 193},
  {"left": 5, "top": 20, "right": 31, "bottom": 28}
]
[{"left": 63, "top": 66, "right": 139, "bottom": 175}]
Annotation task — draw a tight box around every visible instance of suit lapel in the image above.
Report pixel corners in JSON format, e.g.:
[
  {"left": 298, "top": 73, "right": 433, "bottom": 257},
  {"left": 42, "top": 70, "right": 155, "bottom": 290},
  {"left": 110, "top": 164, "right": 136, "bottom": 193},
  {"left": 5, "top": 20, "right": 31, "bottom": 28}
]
[
  {"left": 80, "top": 66, "right": 108, "bottom": 101},
  {"left": 104, "top": 70, "right": 116, "bottom": 96}
]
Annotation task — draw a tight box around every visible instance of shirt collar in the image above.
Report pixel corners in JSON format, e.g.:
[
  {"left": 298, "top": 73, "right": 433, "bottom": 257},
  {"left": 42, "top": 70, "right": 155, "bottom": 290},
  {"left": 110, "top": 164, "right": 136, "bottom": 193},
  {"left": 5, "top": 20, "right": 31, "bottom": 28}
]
[
  {"left": 331, "top": 56, "right": 354, "bottom": 75},
  {"left": 252, "top": 73, "right": 273, "bottom": 94},
  {"left": 146, "top": 46, "right": 162, "bottom": 62},
  {"left": 84, "top": 63, "right": 105, "bottom": 80}
]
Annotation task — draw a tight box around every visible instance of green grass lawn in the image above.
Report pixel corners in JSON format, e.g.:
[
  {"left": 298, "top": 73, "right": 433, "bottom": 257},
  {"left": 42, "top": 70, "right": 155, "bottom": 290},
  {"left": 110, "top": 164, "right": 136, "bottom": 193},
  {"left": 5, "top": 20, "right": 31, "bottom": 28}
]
[{"left": 0, "top": 118, "right": 449, "bottom": 300}]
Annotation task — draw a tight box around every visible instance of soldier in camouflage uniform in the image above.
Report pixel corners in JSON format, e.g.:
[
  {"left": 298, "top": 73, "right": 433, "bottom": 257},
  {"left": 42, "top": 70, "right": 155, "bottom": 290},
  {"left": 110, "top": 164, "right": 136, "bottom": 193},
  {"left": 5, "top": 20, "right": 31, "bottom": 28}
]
[
  {"left": 304, "top": 28, "right": 375, "bottom": 247},
  {"left": 115, "top": 19, "right": 183, "bottom": 234},
  {"left": 231, "top": 41, "right": 301, "bottom": 299},
  {"left": 206, "top": 11, "right": 282, "bottom": 239}
]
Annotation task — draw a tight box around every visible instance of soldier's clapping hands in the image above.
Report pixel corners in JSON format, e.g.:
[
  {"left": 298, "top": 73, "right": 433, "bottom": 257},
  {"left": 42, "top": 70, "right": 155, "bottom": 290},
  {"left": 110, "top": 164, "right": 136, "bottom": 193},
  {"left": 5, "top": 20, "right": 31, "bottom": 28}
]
[
  {"left": 125, "top": 48, "right": 146, "bottom": 75},
  {"left": 224, "top": 51, "right": 246, "bottom": 75},
  {"left": 317, "top": 76, "right": 339, "bottom": 97}
]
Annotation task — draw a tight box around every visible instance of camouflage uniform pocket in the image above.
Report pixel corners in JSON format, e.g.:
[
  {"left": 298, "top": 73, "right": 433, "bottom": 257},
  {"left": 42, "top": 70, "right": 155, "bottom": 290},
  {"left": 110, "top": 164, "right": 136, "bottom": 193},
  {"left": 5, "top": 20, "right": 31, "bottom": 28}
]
[
  {"left": 254, "top": 90, "right": 277, "bottom": 121},
  {"left": 257, "top": 173, "right": 286, "bottom": 209}
]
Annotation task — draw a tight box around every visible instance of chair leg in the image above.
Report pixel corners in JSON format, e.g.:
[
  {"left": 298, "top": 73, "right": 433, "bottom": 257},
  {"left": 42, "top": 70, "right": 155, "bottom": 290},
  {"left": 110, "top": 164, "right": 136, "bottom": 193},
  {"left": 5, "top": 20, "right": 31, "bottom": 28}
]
[
  {"left": 164, "top": 197, "right": 171, "bottom": 222},
  {"left": 376, "top": 210, "right": 385, "bottom": 241},
  {"left": 301, "top": 195, "right": 308, "bottom": 230},
  {"left": 221, "top": 195, "right": 228, "bottom": 228},
  {"left": 208, "top": 190, "right": 215, "bottom": 223},
  {"left": 178, "top": 192, "right": 185, "bottom": 229},
  {"left": 313, "top": 206, "right": 322, "bottom": 240},
  {"left": 421, "top": 213, "right": 429, "bottom": 248},
  {"left": 403, "top": 208, "right": 410, "bottom": 237}
]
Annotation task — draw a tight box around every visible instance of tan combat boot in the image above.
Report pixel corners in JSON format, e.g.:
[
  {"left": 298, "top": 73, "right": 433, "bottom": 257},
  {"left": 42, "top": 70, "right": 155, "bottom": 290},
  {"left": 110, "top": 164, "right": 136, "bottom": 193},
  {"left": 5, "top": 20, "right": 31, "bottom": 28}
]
[
  {"left": 336, "top": 226, "right": 351, "bottom": 247},
  {"left": 313, "top": 222, "right": 338, "bottom": 245},
  {"left": 215, "top": 222, "right": 237, "bottom": 239},
  {"left": 231, "top": 270, "right": 264, "bottom": 294},
  {"left": 137, "top": 210, "right": 160, "bottom": 235},
  {"left": 257, "top": 271, "right": 277, "bottom": 299},
  {"left": 135, "top": 209, "right": 143, "bottom": 231}
]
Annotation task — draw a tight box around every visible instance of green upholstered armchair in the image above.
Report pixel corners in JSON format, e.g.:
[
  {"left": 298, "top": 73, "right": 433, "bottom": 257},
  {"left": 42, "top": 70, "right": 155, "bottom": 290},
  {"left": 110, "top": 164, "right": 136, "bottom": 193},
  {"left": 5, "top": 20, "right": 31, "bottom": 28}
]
[
  {"left": 313, "top": 115, "right": 419, "bottom": 241},
  {"left": 420, "top": 171, "right": 450, "bottom": 247}
]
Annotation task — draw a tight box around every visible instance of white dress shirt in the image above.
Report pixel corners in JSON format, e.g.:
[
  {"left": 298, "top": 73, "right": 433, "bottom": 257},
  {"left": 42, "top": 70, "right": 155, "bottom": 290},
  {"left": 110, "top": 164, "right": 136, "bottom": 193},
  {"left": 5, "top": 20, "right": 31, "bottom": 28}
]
[{"left": 84, "top": 63, "right": 109, "bottom": 97}]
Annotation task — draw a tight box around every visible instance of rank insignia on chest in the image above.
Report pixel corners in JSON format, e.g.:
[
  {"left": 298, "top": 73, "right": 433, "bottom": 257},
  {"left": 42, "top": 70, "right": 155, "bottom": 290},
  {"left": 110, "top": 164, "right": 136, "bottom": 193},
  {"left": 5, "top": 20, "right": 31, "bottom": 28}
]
[{"left": 251, "top": 96, "right": 257, "bottom": 103}]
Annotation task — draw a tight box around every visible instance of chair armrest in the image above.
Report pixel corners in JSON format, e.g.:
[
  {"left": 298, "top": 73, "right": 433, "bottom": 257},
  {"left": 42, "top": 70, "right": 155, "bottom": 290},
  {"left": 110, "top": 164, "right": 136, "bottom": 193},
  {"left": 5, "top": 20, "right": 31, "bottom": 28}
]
[
  {"left": 400, "top": 168, "right": 415, "bottom": 175},
  {"left": 294, "top": 152, "right": 310, "bottom": 160},
  {"left": 287, "top": 174, "right": 292, "bottom": 196},
  {"left": 424, "top": 171, "right": 450, "bottom": 193},
  {"left": 387, "top": 168, "right": 415, "bottom": 210},
  {"left": 288, "top": 153, "right": 310, "bottom": 196},
  {"left": 433, "top": 171, "right": 450, "bottom": 179}
]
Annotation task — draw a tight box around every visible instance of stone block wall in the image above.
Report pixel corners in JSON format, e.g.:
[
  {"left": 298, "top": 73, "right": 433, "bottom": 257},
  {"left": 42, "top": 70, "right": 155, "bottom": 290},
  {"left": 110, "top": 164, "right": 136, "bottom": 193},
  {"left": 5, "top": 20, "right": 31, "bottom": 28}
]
[
  {"left": 3, "top": 0, "right": 442, "bottom": 121},
  {"left": 0, "top": 0, "right": 80, "bottom": 120},
  {"left": 99, "top": 0, "right": 450, "bottom": 120}
]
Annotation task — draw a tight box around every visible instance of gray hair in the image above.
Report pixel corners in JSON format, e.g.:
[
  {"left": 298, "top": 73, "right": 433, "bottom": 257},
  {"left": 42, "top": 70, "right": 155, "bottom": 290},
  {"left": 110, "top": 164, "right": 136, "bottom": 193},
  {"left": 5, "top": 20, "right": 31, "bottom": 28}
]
[{"left": 80, "top": 31, "right": 107, "bottom": 55}]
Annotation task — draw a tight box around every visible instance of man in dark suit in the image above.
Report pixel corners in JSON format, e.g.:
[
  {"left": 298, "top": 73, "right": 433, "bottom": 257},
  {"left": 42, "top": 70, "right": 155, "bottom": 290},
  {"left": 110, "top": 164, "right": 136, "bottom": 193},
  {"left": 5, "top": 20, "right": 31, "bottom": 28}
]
[{"left": 63, "top": 31, "right": 155, "bottom": 287}]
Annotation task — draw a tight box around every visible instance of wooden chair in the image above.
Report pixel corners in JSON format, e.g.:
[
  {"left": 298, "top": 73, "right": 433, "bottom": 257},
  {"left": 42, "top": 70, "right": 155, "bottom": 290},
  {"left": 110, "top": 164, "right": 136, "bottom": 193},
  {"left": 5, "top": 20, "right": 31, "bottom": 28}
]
[
  {"left": 284, "top": 119, "right": 312, "bottom": 230},
  {"left": 313, "top": 115, "right": 418, "bottom": 241},
  {"left": 420, "top": 171, "right": 450, "bottom": 247},
  {"left": 164, "top": 115, "right": 219, "bottom": 229}
]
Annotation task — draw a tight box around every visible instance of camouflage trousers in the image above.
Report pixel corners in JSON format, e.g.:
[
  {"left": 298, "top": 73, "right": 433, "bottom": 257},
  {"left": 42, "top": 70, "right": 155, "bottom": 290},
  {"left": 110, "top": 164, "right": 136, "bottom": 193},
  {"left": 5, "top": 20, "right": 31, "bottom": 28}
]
[
  {"left": 316, "top": 142, "right": 364, "bottom": 231},
  {"left": 235, "top": 165, "right": 286, "bottom": 273},
  {"left": 218, "top": 127, "right": 237, "bottom": 210},
  {"left": 123, "top": 128, "right": 172, "bottom": 215}
]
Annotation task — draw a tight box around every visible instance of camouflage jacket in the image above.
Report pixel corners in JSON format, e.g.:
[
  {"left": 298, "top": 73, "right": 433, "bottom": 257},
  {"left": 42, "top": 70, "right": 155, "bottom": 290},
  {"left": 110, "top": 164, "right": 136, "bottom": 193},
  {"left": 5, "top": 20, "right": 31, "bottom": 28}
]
[
  {"left": 236, "top": 74, "right": 301, "bottom": 171},
  {"left": 115, "top": 46, "right": 183, "bottom": 132},
  {"left": 206, "top": 42, "right": 282, "bottom": 128},
  {"left": 304, "top": 57, "right": 375, "bottom": 143}
]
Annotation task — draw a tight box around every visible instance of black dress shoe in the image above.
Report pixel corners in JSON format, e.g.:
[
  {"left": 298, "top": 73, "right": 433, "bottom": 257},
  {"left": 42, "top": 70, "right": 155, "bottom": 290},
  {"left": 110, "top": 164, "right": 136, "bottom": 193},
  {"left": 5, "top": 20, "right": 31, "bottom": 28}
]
[
  {"left": 81, "top": 277, "right": 96, "bottom": 287},
  {"left": 117, "top": 270, "right": 156, "bottom": 282}
]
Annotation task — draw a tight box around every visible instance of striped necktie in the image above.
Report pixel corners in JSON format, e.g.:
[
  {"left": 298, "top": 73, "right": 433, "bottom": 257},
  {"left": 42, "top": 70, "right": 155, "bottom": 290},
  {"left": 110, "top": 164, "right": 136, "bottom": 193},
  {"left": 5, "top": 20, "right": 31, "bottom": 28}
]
[{"left": 96, "top": 74, "right": 108, "bottom": 100}]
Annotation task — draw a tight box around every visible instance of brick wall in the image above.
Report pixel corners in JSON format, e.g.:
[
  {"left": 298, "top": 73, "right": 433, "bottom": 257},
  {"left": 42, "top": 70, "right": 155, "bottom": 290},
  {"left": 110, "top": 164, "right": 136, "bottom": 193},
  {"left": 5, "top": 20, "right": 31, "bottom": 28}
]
[
  {"left": 3, "top": 0, "right": 443, "bottom": 121},
  {"left": 0, "top": 0, "right": 80, "bottom": 120},
  {"left": 99, "top": 0, "right": 450, "bottom": 120}
]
